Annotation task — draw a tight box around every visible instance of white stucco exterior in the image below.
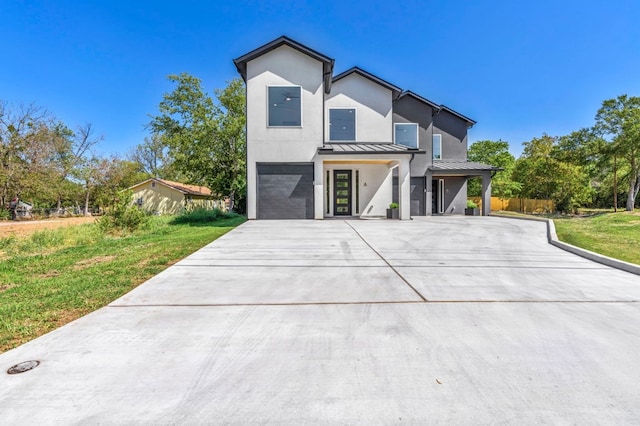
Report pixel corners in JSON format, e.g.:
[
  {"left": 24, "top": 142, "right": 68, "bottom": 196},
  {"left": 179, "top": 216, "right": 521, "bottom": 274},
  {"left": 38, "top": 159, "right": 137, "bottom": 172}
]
[
  {"left": 245, "top": 45, "right": 326, "bottom": 219},
  {"left": 235, "top": 36, "right": 485, "bottom": 220},
  {"left": 325, "top": 75, "right": 394, "bottom": 143}
]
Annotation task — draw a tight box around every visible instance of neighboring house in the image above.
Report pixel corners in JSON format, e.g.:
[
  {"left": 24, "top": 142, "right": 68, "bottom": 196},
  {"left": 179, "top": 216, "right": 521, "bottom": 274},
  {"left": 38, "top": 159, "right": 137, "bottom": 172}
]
[
  {"left": 234, "top": 36, "right": 498, "bottom": 220},
  {"left": 128, "top": 178, "right": 220, "bottom": 215}
]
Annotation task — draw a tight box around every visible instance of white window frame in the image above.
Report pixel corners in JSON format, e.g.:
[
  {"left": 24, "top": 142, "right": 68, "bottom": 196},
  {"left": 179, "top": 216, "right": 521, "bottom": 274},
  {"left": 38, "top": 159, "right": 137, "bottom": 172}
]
[
  {"left": 432, "top": 134, "right": 442, "bottom": 159},
  {"left": 394, "top": 123, "right": 419, "bottom": 148},
  {"left": 437, "top": 179, "right": 445, "bottom": 213},
  {"left": 328, "top": 107, "right": 357, "bottom": 142},
  {"left": 267, "top": 85, "right": 303, "bottom": 128}
]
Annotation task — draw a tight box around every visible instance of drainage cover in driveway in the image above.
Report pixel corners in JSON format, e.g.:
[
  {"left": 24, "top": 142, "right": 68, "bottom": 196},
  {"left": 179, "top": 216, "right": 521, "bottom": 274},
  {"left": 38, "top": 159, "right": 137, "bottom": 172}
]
[{"left": 7, "top": 360, "right": 40, "bottom": 374}]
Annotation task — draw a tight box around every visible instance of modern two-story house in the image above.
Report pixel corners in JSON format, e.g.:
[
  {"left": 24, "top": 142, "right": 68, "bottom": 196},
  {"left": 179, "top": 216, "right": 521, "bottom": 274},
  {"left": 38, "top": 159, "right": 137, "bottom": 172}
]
[{"left": 234, "top": 36, "right": 498, "bottom": 220}]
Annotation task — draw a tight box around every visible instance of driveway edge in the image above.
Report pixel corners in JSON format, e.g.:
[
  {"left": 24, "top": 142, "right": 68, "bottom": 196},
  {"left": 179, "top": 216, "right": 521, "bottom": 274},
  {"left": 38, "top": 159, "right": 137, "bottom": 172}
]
[{"left": 493, "top": 214, "right": 640, "bottom": 276}]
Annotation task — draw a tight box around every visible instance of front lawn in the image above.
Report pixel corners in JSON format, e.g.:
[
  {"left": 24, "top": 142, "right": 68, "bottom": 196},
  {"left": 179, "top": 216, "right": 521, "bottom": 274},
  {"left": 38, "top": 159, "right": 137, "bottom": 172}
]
[
  {"left": 0, "top": 214, "right": 245, "bottom": 353},
  {"left": 553, "top": 211, "right": 640, "bottom": 265}
]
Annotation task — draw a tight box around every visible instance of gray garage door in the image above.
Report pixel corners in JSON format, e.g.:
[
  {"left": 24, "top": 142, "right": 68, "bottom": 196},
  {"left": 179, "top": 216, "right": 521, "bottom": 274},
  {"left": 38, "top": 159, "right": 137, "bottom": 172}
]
[
  {"left": 393, "top": 176, "right": 426, "bottom": 216},
  {"left": 257, "top": 163, "right": 314, "bottom": 219}
]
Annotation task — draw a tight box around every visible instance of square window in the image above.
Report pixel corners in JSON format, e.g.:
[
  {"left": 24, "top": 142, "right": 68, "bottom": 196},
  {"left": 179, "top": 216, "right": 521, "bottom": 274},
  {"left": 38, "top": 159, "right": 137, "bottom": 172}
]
[
  {"left": 329, "top": 109, "right": 356, "bottom": 141},
  {"left": 268, "top": 87, "right": 301, "bottom": 127},
  {"left": 395, "top": 123, "right": 418, "bottom": 148},
  {"left": 433, "top": 134, "right": 442, "bottom": 159}
]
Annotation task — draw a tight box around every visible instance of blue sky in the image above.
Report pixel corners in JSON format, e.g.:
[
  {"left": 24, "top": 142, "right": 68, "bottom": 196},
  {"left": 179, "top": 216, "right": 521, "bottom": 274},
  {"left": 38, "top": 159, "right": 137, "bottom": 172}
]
[{"left": 2, "top": 0, "right": 639, "bottom": 158}]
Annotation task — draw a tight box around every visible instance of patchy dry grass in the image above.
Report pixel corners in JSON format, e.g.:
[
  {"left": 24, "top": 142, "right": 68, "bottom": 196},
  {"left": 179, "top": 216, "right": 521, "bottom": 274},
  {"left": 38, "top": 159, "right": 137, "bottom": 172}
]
[{"left": 0, "top": 215, "right": 245, "bottom": 353}]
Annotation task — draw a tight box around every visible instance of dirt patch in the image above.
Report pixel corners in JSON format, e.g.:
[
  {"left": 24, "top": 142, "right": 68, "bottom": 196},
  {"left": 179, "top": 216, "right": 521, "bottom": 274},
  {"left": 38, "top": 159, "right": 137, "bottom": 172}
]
[
  {"left": 0, "top": 217, "right": 96, "bottom": 238},
  {"left": 73, "top": 255, "right": 116, "bottom": 271},
  {"left": 38, "top": 270, "right": 61, "bottom": 279}
]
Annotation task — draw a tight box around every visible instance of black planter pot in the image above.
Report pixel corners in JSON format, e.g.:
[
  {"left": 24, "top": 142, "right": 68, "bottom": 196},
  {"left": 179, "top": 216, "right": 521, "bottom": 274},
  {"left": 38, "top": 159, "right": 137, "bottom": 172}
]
[
  {"left": 386, "top": 208, "right": 399, "bottom": 219},
  {"left": 465, "top": 208, "right": 480, "bottom": 216}
]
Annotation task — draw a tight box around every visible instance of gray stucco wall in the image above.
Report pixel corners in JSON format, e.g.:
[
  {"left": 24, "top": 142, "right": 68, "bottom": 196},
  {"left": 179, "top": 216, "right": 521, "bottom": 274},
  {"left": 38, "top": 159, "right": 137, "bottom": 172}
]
[
  {"left": 443, "top": 176, "right": 467, "bottom": 215},
  {"left": 433, "top": 110, "right": 468, "bottom": 160},
  {"left": 392, "top": 96, "right": 434, "bottom": 177}
]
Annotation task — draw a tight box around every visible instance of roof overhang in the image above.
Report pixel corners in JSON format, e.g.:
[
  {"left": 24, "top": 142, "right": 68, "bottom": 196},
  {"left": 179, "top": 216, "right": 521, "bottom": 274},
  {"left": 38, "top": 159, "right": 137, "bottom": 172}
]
[
  {"left": 233, "top": 36, "right": 335, "bottom": 94},
  {"left": 318, "top": 143, "right": 424, "bottom": 155},
  {"left": 428, "top": 160, "right": 501, "bottom": 175},
  {"left": 438, "top": 106, "right": 477, "bottom": 128},
  {"left": 332, "top": 67, "right": 402, "bottom": 100}
]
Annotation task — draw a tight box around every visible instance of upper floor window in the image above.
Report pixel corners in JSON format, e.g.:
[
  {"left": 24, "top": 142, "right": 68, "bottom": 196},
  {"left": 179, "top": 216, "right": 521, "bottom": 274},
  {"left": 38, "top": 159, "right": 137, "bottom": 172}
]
[
  {"left": 433, "top": 134, "right": 442, "bottom": 159},
  {"left": 329, "top": 108, "right": 356, "bottom": 141},
  {"left": 394, "top": 123, "right": 418, "bottom": 148},
  {"left": 268, "top": 86, "right": 301, "bottom": 127}
]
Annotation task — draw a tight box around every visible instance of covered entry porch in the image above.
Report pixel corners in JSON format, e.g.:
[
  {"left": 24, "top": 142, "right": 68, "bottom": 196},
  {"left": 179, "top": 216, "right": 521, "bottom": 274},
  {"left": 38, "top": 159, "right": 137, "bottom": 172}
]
[
  {"left": 427, "top": 160, "right": 501, "bottom": 216},
  {"left": 316, "top": 143, "right": 423, "bottom": 220}
]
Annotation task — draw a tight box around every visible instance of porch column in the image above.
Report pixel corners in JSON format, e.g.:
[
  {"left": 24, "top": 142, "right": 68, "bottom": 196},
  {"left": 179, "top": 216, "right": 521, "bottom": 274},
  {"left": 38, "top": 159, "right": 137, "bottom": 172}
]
[
  {"left": 314, "top": 158, "right": 324, "bottom": 219},
  {"left": 426, "top": 170, "right": 433, "bottom": 216},
  {"left": 399, "top": 157, "right": 411, "bottom": 220},
  {"left": 481, "top": 171, "right": 492, "bottom": 216}
]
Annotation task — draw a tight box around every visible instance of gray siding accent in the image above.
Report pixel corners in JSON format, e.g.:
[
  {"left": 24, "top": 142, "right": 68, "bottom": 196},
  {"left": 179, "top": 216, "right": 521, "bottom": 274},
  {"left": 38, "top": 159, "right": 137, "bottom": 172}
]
[
  {"left": 257, "top": 163, "right": 314, "bottom": 219},
  {"left": 392, "top": 95, "right": 434, "bottom": 176},
  {"left": 392, "top": 176, "right": 426, "bottom": 216},
  {"left": 443, "top": 176, "right": 467, "bottom": 215},
  {"left": 433, "top": 109, "right": 469, "bottom": 160}
]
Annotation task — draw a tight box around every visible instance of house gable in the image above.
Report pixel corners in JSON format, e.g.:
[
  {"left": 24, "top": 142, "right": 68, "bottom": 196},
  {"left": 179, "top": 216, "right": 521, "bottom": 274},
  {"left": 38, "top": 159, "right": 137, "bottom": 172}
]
[{"left": 326, "top": 67, "right": 401, "bottom": 144}]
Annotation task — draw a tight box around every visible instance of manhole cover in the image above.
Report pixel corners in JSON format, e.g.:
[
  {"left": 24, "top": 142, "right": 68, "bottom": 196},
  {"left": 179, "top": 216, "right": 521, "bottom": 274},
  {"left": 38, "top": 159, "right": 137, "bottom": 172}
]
[{"left": 7, "top": 360, "right": 40, "bottom": 374}]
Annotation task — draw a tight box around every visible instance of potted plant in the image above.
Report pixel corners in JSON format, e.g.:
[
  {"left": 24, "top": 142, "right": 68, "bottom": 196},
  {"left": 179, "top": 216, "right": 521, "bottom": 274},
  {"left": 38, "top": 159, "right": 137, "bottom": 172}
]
[
  {"left": 465, "top": 200, "right": 480, "bottom": 216},
  {"left": 386, "top": 202, "right": 399, "bottom": 219}
]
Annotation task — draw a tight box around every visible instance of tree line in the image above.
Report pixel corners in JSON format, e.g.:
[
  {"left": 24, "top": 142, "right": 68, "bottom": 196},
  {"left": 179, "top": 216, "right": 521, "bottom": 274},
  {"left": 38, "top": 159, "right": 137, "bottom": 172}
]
[
  {"left": 1, "top": 74, "right": 247, "bottom": 218},
  {"left": 3, "top": 74, "right": 634, "bottom": 218},
  {"left": 468, "top": 94, "right": 640, "bottom": 212},
  {"left": 0, "top": 101, "right": 149, "bottom": 217}
]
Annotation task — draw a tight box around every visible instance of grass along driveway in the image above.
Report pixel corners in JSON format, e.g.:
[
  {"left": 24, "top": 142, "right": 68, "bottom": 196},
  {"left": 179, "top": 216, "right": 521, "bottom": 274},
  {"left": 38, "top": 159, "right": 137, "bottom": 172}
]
[
  {"left": 0, "top": 215, "right": 245, "bottom": 353},
  {"left": 553, "top": 211, "right": 640, "bottom": 265}
]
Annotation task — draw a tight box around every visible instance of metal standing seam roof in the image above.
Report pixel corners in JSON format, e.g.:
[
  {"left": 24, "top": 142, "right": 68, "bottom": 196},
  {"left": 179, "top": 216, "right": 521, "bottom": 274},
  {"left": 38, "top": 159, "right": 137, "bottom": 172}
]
[
  {"left": 428, "top": 160, "right": 501, "bottom": 171},
  {"left": 318, "top": 143, "right": 425, "bottom": 154}
]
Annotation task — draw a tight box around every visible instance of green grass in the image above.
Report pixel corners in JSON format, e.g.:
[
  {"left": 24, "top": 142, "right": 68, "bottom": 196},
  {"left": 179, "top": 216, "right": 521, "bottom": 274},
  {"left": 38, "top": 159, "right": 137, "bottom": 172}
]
[
  {"left": 0, "top": 214, "right": 245, "bottom": 353},
  {"left": 553, "top": 211, "right": 640, "bottom": 265}
]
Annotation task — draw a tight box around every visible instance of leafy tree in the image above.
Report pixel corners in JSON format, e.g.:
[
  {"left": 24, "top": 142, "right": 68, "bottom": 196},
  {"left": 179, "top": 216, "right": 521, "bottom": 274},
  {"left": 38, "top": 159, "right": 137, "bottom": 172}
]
[
  {"left": 594, "top": 94, "right": 640, "bottom": 211},
  {"left": 148, "top": 74, "right": 246, "bottom": 211},
  {"left": 129, "top": 133, "right": 180, "bottom": 180},
  {"left": 513, "top": 134, "right": 592, "bottom": 212},
  {"left": 467, "top": 140, "right": 520, "bottom": 198}
]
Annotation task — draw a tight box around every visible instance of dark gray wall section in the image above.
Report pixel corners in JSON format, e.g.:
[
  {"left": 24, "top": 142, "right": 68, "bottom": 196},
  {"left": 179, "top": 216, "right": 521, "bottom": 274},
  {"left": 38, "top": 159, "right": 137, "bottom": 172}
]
[
  {"left": 433, "top": 110, "right": 468, "bottom": 160},
  {"left": 257, "top": 163, "right": 314, "bottom": 219},
  {"left": 443, "top": 176, "right": 467, "bottom": 214},
  {"left": 426, "top": 174, "right": 468, "bottom": 215},
  {"left": 393, "top": 96, "right": 434, "bottom": 176},
  {"left": 392, "top": 175, "right": 426, "bottom": 216}
]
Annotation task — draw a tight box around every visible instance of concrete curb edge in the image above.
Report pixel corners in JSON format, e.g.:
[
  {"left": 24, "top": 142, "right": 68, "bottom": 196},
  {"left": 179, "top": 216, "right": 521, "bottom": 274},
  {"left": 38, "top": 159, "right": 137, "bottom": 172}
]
[{"left": 493, "top": 213, "right": 640, "bottom": 276}]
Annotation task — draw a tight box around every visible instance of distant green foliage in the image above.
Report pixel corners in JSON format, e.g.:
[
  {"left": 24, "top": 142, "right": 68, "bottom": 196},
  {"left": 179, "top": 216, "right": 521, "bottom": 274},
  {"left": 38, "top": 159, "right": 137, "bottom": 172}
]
[
  {"left": 170, "top": 207, "right": 240, "bottom": 225},
  {"left": 97, "top": 190, "right": 149, "bottom": 233},
  {"left": 467, "top": 140, "right": 520, "bottom": 198}
]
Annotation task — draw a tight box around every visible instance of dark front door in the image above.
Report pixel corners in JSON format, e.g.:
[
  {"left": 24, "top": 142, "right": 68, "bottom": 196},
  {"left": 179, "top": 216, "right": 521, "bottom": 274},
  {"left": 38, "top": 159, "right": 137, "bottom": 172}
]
[{"left": 334, "top": 170, "right": 352, "bottom": 215}]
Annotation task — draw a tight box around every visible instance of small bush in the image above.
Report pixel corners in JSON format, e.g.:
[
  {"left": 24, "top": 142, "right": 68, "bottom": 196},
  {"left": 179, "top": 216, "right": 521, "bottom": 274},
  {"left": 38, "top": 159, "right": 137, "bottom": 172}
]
[
  {"left": 389, "top": 202, "right": 399, "bottom": 209},
  {"left": 97, "top": 191, "right": 149, "bottom": 233},
  {"left": 171, "top": 208, "right": 239, "bottom": 225},
  {"left": 467, "top": 200, "right": 478, "bottom": 209}
]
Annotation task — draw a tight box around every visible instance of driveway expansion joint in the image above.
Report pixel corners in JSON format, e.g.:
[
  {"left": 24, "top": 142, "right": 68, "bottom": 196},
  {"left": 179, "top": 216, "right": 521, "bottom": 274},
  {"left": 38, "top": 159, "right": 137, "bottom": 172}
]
[{"left": 346, "top": 221, "right": 429, "bottom": 301}]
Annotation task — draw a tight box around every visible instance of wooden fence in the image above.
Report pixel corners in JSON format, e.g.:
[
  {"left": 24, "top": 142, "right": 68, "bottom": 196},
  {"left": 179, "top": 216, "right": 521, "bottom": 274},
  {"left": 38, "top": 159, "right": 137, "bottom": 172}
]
[{"left": 470, "top": 197, "right": 555, "bottom": 213}]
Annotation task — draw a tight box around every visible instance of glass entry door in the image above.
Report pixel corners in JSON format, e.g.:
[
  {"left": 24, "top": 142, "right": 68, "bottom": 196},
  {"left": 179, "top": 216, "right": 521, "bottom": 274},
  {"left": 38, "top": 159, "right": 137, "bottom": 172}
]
[{"left": 333, "top": 170, "right": 352, "bottom": 215}]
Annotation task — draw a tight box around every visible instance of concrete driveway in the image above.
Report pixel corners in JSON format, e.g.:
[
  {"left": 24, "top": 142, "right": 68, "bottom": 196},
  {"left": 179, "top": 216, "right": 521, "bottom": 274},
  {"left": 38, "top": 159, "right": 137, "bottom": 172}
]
[{"left": 2, "top": 217, "right": 640, "bottom": 424}]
